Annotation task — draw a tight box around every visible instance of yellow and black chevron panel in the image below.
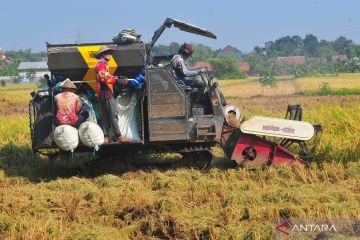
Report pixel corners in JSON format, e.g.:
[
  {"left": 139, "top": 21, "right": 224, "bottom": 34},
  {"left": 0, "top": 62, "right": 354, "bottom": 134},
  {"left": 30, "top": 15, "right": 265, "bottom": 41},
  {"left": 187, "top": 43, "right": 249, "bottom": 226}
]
[{"left": 47, "top": 42, "right": 146, "bottom": 91}]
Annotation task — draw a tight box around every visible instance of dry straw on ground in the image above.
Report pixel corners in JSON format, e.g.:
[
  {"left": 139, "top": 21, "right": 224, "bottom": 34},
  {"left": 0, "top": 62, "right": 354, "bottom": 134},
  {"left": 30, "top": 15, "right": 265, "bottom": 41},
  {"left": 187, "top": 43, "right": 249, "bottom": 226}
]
[{"left": 0, "top": 75, "right": 359, "bottom": 239}]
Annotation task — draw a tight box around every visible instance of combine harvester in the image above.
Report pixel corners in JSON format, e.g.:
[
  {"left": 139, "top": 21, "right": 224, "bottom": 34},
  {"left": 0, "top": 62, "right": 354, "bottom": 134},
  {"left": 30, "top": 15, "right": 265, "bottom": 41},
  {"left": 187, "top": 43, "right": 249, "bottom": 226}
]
[{"left": 29, "top": 18, "right": 321, "bottom": 169}]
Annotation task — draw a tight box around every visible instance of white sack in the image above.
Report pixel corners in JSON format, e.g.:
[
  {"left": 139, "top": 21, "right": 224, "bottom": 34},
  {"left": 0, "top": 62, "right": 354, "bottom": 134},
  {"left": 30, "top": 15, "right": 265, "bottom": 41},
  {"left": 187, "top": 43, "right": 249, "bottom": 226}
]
[
  {"left": 53, "top": 125, "right": 79, "bottom": 152},
  {"left": 78, "top": 121, "right": 104, "bottom": 150},
  {"left": 116, "top": 92, "right": 141, "bottom": 141}
]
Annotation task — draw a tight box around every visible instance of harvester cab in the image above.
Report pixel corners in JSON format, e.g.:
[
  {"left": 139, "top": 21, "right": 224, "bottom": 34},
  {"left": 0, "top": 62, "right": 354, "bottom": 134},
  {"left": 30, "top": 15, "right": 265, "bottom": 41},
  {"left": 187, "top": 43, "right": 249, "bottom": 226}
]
[{"left": 29, "top": 18, "right": 321, "bottom": 169}]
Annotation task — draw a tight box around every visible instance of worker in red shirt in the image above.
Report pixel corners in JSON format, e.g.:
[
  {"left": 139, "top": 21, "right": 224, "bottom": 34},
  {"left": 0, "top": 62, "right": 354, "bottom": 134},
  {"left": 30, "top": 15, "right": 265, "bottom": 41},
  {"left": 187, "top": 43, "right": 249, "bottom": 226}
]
[{"left": 94, "top": 47, "right": 144, "bottom": 143}]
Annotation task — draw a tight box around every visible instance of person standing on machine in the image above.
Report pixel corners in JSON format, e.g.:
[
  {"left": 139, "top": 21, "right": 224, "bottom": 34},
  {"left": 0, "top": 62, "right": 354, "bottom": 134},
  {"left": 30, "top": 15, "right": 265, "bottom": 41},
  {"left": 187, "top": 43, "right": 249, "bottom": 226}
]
[{"left": 94, "top": 47, "right": 143, "bottom": 143}]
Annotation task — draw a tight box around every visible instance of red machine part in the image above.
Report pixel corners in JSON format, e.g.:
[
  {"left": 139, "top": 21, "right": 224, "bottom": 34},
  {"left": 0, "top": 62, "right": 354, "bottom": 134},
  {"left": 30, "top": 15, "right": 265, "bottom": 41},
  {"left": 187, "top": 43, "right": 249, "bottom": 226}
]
[{"left": 221, "top": 124, "right": 307, "bottom": 169}]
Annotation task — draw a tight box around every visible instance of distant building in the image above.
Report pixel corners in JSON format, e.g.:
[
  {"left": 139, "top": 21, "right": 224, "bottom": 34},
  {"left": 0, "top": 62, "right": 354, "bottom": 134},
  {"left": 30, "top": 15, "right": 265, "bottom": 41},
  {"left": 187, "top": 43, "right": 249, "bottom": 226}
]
[
  {"left": 217, "top": 45, "right": 243, "bottom": 59},
  {"left": 332, "top": 55, "right": 347, "bottom": 61},
  {"left": 238, "top": 61, "right": 250, "bottom": 72},
  {"left": 305, "top": 57, "right": 327, "bottom": 64},
  {"left": 17, "top": 61, "right": 49, "bottom": 83},
  {"left": 193, "top": 61, "right": 214, "bottom": 72},
  {"left": 271, "top": 56, "right": 306, "bottom": 65},
  {"left": 271, "top": 56, "right": 329, "bottom": 65}
]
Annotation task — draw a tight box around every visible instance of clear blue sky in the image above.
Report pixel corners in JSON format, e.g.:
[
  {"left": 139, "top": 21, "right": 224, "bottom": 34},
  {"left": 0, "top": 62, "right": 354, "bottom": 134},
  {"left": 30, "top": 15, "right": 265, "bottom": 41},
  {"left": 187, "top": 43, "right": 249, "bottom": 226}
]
[{"left": 1, "top": 0, "right": 359, "bottom": 52}]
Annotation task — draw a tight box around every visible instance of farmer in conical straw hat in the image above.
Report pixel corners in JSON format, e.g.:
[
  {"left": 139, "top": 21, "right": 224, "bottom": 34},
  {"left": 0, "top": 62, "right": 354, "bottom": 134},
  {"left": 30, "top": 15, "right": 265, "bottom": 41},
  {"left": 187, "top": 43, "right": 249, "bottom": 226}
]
[{"left": 54, "top": 79, "right": 89, "bottom": 127}]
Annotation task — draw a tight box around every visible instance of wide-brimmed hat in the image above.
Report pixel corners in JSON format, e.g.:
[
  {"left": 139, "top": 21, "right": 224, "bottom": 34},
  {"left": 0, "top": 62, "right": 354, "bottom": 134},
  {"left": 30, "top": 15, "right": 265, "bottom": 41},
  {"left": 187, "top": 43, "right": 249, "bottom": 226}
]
[
  {"left": 94, "top": 47, "right": 114, "bottom": 59},
  {"left": 60, "top": 79, "right": 77, "bottom": 89}
]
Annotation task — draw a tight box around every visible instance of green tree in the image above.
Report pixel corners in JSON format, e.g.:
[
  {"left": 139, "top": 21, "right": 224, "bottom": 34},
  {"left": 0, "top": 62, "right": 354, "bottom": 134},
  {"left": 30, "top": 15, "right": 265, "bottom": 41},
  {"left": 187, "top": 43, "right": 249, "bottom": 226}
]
[
  {"left": 292, "top": 63, "right": 313, "bottom": 78},
  {"left": 345, "top": 57, "right": 360, "bottom": 73},
  {"left": 208, "top": 57, "right": 246, "bottom": 79},
  {"left": 188, "top": 43, "right": 215, "bottom": 64},
  {"left": 153, "top": 42, "right": 180, "bottom": 55},
  {"left": 242, "top": 52, "right": 267, "bottom": 76},
  {"left": 318, "top": 82, "right": 331, "bottom": 95},
  {"left": 329, "top": 60, "right": 346, "bottom": 76},
  {"left": 5, "top": 49, "right": 46, "bottom": 62},
  {"left": 168, "top": 42, "right": 180, "bottom": 55},
  {"left": 0, "top": 64, "right": 18, "bottom": 76},
  {"left": 303, "top": 34, "right": 320, "bottom": 57},
  {"left": 344, "top": 44, "right": 360, "bottom": 59},
  {"left": 258, "top": 66, "right": 277, "bottom": 94},
  {"left": 318, "top": 40, "right": 337, "bottom": 61},
  {"left": 333, "top": 36, "right": 353, "bottom": 55},
  {"left": 264, "top": 35, "right": 304, "bottom": 57}
]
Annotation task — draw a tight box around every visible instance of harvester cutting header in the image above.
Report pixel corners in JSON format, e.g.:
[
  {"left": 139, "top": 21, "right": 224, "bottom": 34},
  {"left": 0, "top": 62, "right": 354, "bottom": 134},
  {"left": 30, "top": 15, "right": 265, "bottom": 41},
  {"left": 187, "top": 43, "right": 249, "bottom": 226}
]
[{"left": 29, "top": 18, "right": 321, "bottom": 169}]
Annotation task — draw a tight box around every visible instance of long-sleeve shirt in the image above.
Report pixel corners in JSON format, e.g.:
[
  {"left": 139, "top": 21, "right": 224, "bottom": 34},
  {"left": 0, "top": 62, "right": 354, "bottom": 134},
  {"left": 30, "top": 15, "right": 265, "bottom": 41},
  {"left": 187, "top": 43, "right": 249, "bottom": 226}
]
[
  {"left": 171, "top": 55, "right": 200, "bottom": 78},
  {"left": 54, "top": 91, "right": 81, "bottom": 126},
  {"left": 95, "top": 59, "right": 118, "bottom": 100}
]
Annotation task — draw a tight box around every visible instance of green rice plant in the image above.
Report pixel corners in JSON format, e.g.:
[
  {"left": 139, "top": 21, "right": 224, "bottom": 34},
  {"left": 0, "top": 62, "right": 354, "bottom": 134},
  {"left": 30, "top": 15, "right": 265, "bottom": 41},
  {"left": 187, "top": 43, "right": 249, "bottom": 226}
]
[{"left": 0, "top": 115, "right": 30, "bottom": 147}]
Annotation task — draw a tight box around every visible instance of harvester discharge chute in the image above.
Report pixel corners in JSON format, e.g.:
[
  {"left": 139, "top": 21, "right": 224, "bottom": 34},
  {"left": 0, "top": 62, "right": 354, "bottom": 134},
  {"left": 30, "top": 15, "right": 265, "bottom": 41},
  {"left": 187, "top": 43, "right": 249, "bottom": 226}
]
[{"left": 29, "top": 18, "right": 322, "bottom": 169}]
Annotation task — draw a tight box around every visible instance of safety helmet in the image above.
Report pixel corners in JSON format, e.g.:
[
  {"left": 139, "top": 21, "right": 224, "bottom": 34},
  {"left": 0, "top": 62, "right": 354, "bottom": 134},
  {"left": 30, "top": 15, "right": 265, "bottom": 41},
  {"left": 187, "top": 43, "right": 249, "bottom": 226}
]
[{"left": 179, "top": 43, "right": 193, "bottom": 56}]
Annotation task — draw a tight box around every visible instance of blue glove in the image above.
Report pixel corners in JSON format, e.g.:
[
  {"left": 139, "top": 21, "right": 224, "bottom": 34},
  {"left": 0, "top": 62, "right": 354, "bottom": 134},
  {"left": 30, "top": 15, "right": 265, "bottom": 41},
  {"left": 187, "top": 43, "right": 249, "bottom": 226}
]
[{"left": 129, "top": 72, "right": 145, "bottom": 90}]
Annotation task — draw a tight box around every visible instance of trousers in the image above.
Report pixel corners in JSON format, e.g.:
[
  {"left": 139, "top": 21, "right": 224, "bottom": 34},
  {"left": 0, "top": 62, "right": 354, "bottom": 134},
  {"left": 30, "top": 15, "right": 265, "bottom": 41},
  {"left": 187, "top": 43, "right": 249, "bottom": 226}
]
[{"left": 100, "top": 97, "right": 121, "bottom": 137}]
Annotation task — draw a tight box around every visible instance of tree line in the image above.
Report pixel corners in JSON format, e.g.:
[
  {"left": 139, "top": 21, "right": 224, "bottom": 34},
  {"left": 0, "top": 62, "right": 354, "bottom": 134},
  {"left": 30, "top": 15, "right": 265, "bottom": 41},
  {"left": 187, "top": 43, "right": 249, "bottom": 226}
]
[
  {"left": 255, "top": 35, "right": 360, "bottom": 59},
  {"left": 153, "top": 43, "right": 246, "bottom": 79},
  {"left": 153, "top": 35, "right": 360, "bottom": 79},
  {"left": 246, "top": 35, "right": 360, "bottom": 77},
  {"left": 5, "top": 49, "right": 46, "bottom": 62},
  {"left": 1, "top": 35, "right": 360, "bottom": 79}
]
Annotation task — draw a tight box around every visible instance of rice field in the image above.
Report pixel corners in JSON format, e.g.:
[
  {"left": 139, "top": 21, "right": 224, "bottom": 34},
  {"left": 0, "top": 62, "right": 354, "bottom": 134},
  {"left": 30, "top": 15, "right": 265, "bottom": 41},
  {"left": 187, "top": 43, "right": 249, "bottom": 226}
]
[
  {"left": 0, "top": 75, "right": 359, "bottom": 239},
  {"left": 218, "top": 73, "right": 360, "bottom": 97}
]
